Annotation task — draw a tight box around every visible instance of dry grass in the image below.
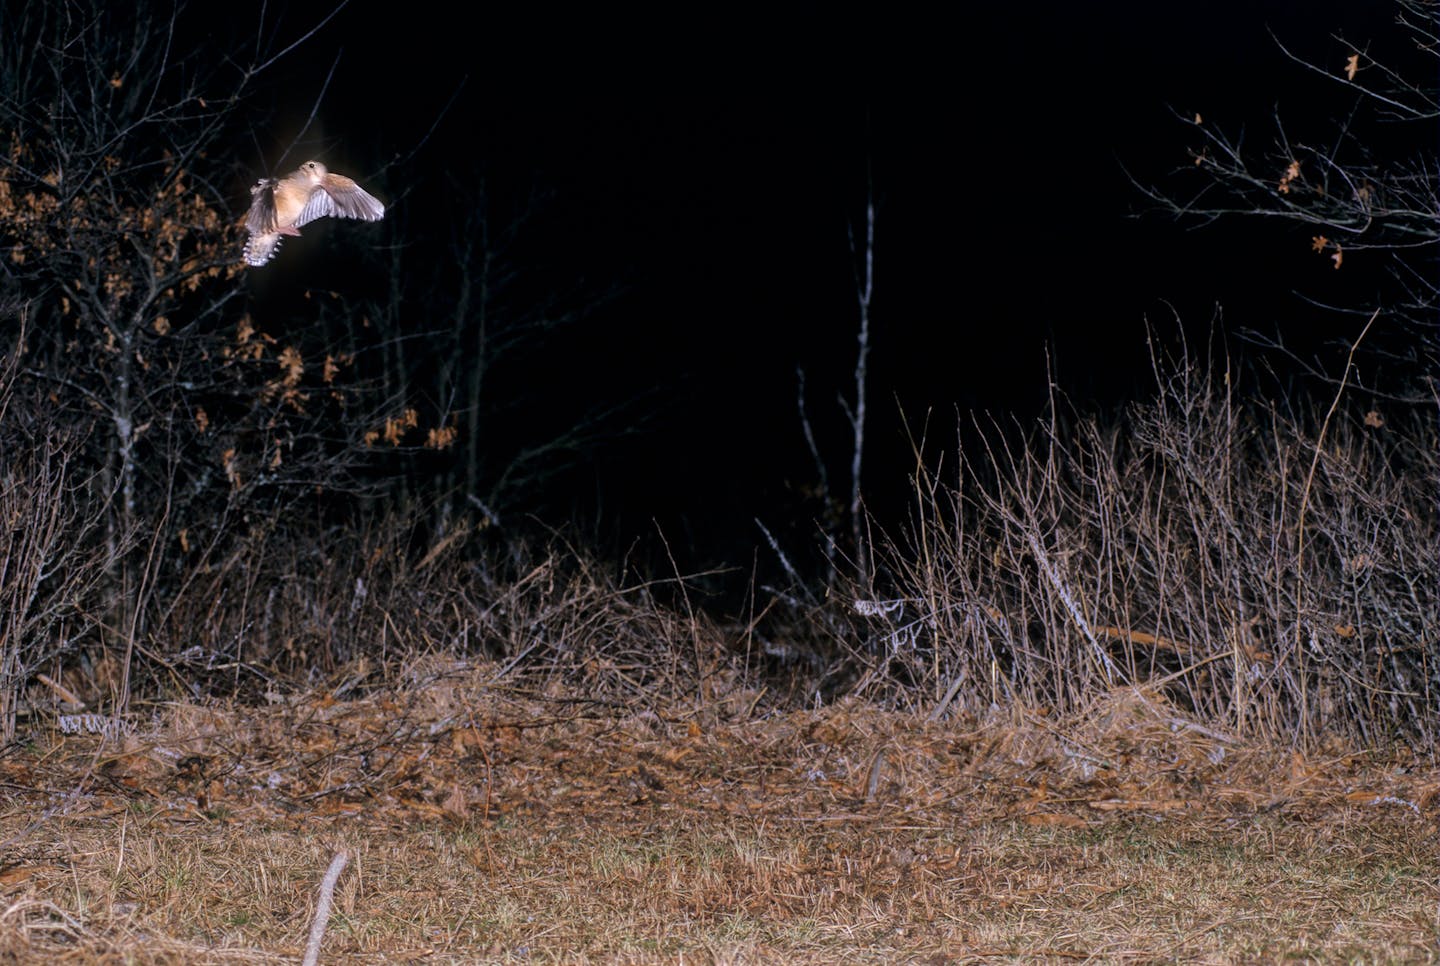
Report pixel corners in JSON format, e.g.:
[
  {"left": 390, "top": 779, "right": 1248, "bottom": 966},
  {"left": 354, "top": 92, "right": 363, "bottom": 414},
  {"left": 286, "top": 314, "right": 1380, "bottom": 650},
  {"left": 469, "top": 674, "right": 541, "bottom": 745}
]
[{"left": 0, "top": 669, "right": 1434, "bottom": 963}]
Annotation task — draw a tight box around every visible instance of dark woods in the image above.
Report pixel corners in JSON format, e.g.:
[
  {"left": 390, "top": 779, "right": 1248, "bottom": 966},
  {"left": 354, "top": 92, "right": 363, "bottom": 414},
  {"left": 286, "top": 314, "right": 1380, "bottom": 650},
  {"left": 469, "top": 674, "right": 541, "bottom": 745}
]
[{"left": 0, "top": 1, "right": 1434, "bottom": 748}]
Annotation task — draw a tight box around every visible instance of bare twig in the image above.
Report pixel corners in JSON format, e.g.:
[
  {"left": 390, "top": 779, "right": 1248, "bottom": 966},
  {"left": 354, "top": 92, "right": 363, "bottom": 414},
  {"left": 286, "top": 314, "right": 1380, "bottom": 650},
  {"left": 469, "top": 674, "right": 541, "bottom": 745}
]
[
  {"left": 301, "top": 849, "right": 351, "bottom": 966},
  {"left": 1292, "top": 309, "right": 1379, "bottom": 741}
]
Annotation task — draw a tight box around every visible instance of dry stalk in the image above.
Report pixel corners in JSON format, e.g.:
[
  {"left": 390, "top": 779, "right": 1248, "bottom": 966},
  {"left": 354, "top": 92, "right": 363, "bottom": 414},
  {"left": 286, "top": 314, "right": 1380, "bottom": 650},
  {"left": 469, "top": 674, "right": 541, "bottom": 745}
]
[
  {"left": 301, "top": 849, "right": 351, "bottom": 966},
  {"left": 1292, "top": 308, "right": 1379, "bottom": 741}
]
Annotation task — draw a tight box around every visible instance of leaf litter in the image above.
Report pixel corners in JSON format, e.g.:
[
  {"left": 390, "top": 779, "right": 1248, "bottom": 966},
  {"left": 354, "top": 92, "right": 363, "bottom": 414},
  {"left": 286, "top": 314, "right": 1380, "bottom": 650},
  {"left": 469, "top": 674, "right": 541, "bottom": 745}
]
[{"left": 0, "top": 661, "right": 1434, "bottom": 963}]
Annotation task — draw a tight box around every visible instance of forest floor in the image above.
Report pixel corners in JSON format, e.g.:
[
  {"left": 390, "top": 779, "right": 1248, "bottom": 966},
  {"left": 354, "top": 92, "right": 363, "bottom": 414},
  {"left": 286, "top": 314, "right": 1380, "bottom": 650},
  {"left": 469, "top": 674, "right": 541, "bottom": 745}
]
[{"left": 0, "top": 658, "right": 1435, "bottom": 964}]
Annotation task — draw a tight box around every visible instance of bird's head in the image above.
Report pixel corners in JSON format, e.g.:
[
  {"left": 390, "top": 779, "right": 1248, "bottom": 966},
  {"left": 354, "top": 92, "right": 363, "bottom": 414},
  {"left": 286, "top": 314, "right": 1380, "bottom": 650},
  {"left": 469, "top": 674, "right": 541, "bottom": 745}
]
[{"left": 299, "top": 160, "right": 328, "bottom": 183}]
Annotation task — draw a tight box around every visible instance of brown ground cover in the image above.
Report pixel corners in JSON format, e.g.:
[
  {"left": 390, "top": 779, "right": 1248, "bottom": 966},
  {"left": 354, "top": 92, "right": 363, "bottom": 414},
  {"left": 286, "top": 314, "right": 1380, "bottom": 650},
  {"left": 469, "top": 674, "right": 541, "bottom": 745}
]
[{"left": 0, "top": 661, "right": 1435, "bottom": 963}]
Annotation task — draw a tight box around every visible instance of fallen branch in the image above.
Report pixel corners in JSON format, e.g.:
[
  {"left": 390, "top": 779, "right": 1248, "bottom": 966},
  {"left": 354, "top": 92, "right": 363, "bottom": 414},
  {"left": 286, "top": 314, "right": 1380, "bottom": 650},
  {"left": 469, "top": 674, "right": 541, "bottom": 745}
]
[
  {"left": 302, "top": 849, "right": 351, "bottom": 966},
  {"left": 1092, "top": 625, "right": 1196, "bottom": 655}
]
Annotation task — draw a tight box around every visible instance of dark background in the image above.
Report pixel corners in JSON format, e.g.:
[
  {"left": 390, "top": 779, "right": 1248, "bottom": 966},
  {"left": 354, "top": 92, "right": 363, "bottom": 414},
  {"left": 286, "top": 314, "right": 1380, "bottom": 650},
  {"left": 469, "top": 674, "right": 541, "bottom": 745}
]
[{"left": 238, "top": 1, "right": 1403, "bottom": 569}]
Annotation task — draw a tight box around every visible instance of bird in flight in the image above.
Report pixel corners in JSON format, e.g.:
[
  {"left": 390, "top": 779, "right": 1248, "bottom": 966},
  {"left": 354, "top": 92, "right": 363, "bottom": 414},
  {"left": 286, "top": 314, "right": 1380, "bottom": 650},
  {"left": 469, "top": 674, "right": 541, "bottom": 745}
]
[{"left": 243, "top": 160, "right": 385, "bottom": 267}]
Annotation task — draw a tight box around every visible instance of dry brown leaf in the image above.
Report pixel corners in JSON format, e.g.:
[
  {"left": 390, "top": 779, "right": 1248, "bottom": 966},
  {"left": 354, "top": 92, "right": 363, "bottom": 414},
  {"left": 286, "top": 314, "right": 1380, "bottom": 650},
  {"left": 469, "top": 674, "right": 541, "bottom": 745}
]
[
  {"left": 405, "top": 802, "right": 448, "bottom": 821},
  {"left": 1023, "top": 778, "right": 1050, "bottom": 803},
  {"left": 443, "top": 783, "right": 469, "bottom": 820},
  {"left": 1345, "top": 54, "right": 1359, "bottom": 81},
  {"left": 1278, "top": 160, "right": 1301, "bottom": 194},
  {"left": 221, "top": 447, "right": 240, "bottom": 489},
  {"left": 278, "top": 345, "right": 304, "bottom": 385},
  {"left": 426, "top": 424, "right": 458, "bottom": 450},
  {"left": 450, "top": 727, "right": 483, "bottom": 754},
  {"left": 1023, "top": 812, "right": 1086, "bottom": 828},
  {"left": 0, "top": 865, "right": 55, "bottom": 887},
  {"left": 1212, "top": 786, "right": 1267, "bottom": 803},
  {"left": 1311, "top": 235, "right": 1329, "bottom": 252},
  {"left": 659, "top": 745, "right": 695, "bottom": 766},
  {"left": 1363, "top": 410, "right": 1384, "bottom": 428},
  {"left": 1289, "top": 751, "right": 1322, "bottom": 783}
]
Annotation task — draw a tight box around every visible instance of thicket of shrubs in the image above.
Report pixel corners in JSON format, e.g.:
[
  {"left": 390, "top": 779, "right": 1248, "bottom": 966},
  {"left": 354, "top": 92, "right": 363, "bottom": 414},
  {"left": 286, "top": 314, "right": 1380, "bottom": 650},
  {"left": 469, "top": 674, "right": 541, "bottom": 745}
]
[
  {"left": 4, "top": 312, "right": 1434, "bottom": 747},
  {"left": 845, "top": 339, "right": 1436, "bottom": 745}
]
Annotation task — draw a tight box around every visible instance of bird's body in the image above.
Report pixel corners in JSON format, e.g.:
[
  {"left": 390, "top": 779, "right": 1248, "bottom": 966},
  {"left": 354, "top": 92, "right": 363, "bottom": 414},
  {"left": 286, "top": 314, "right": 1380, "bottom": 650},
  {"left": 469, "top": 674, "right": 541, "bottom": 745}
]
[{"left": 243, "top": 160, "right": 385, "bottom": 267}]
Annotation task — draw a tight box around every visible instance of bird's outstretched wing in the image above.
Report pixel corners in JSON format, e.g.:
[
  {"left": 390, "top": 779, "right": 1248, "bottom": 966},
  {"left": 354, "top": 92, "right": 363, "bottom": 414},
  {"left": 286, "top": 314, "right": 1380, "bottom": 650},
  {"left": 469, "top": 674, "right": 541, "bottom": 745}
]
[
  {"left": 296, "top": 174, "right": 385, "bottom": 228},
  {"left": 245, "top": 178, "right": 280, "bottom": 234}
]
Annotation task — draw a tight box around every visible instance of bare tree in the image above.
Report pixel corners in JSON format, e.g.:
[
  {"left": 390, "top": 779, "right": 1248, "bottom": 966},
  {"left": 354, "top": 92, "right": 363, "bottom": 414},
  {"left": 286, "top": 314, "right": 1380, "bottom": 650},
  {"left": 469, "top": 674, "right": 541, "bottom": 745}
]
[
  {"left": 0, "top": 0, "right": 375, "bottom": 711},
  {"left": 1135, "top": 0, "right": 1438, "bottom": 393},
  {"left": 843, "top": 179, "right": 876, "bottom": 588},
  {"left": 792, "top": 171, "right": 878, "bottom": 590}
]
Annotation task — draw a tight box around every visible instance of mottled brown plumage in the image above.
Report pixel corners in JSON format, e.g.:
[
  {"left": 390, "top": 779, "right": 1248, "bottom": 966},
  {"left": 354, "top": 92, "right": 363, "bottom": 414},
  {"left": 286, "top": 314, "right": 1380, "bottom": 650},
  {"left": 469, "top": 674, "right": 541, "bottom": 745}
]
[{"left": 243, "top": 160, "right": 385, "bottom": 267}]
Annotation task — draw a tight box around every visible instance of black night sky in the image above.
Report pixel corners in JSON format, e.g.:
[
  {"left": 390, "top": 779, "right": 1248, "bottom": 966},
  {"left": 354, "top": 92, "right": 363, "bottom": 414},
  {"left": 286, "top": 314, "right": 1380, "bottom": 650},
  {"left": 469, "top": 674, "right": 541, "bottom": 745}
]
[{"left": 237, "top": 1, "right": 1406, "bottom": 567}]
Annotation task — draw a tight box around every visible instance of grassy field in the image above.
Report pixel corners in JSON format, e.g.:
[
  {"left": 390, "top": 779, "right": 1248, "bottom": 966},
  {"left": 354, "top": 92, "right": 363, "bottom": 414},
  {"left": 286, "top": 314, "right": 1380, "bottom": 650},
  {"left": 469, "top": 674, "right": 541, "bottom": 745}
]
[{"left": 0, "top": 662, "right": 1435, "bottom": 963}]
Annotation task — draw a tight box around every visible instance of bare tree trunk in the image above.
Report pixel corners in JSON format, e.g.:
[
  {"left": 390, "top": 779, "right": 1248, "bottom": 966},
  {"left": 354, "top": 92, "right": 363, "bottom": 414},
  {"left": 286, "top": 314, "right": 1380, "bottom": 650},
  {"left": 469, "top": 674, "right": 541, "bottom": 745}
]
[{"left": 846, "top": 189, "right": 875, "bottom": 588}]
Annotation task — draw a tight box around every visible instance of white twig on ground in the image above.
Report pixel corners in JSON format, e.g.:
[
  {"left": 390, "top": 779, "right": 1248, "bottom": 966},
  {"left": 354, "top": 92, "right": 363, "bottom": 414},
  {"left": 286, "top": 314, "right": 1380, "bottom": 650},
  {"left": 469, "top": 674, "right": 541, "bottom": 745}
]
[{"left": 302, "top": 849, "right": 351, "bottom": 966}]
